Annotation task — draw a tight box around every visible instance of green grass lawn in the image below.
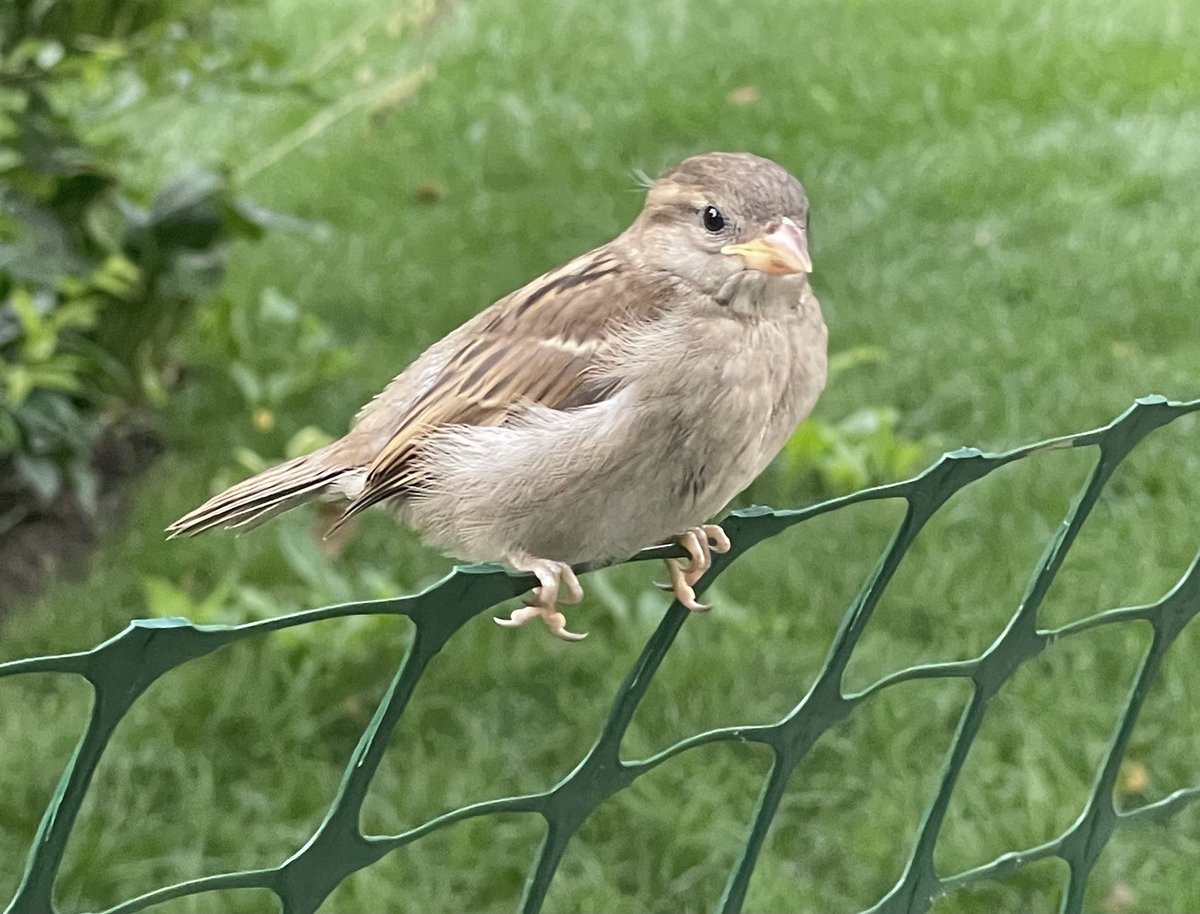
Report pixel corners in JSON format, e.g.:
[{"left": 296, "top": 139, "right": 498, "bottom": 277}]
[{"left": 4, "top": 0, "right": 1200, "bottom": 910}]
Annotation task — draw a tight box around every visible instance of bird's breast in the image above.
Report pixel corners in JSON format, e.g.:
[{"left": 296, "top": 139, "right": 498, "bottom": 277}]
[{"left": 622, "top": 286, "right": 828, "bottom": 517}]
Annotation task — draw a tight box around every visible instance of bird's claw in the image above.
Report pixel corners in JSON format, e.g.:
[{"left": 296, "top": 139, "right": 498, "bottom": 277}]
[
  {"left": 493, "top": 606, "right": 542, "bottom": 628},
  {"left": 702, "top": 524, "right": 732, "bottom": 555},
  {"left": 665, "top": 557, "right": 712, "bottom": 611},
  {"left": 662, "top": 524, "right": 730, "bottom": 612},
  {"left": 493, "top": 606, "right": 588, "bottom": 641},
  {"left": 496, "top": 554, "right": 587, "bottom": 641}
]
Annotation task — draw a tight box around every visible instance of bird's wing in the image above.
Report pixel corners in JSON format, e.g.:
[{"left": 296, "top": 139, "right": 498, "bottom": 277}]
[{"left": 342, "top": 245, "right": 670, "bottom": 517}]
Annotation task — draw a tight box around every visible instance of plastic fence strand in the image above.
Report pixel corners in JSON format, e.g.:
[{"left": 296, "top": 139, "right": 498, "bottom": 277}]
[{"left": 2, "top": 394, "right": 1199, "bottom": 914}]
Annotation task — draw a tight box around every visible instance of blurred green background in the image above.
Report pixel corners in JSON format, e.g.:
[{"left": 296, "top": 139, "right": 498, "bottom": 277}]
[{"left": 2, "top": 0, "right": 1199, "bottom": 910}]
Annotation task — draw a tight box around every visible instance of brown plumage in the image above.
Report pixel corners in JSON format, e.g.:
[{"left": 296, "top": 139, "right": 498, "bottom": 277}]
[
  {"left": 350, "top": 248, "right": 666, "bottom": 514},
  {"left": 170, "top": 151, "right": 827, "bottom": 640}
]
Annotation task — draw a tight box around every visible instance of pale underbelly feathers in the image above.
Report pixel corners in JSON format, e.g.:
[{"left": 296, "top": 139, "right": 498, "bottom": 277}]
[{"left": 399, "top": 293, "right": 827, "bottom": 565}]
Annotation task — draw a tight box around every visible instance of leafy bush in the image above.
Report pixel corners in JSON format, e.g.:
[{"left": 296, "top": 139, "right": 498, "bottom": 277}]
[
  {"left": 0, "top": 0, "right": 214, "bottom": 46},
  {"left": 0, "top": 31, "right": 269, "bottom": 515}
]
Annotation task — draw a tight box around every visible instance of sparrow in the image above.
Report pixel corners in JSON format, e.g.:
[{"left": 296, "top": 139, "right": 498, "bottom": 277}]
[{"left": 169, "top": 152, "right": 828, "bottom": 641}]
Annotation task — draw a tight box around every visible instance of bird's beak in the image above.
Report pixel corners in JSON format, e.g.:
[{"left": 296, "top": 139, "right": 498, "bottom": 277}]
[{"left": 721, "top": 216, "right": 812, "bottom": 275}]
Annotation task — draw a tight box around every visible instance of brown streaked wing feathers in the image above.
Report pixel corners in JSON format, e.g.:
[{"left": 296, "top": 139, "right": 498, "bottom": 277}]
[{"left": 341, "top": 246, "right": 663, "bottom": 518}]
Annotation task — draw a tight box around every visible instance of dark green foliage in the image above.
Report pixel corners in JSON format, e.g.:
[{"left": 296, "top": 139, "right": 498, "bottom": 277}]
[
  {"left": 1, "top": 0, "right": 202, "bottom": 47},
  {"left": 0, "top": 31, "right": 268, "bottom": 511}
]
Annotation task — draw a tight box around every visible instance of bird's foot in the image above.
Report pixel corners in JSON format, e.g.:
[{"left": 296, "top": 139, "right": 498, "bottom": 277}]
[
  {"left": 660, "top": 524, "right": 731, "bottom": 612},
  {"left": 495, "top": 553, "right": 587, "bottom": 641}
]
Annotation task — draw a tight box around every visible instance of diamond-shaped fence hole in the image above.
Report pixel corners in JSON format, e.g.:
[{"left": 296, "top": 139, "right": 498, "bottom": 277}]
[
  {"left": 0, "top": 674, "right": 91, "bottom": 904},
  {"left": 623, "top": 499, "right": 906, "bottom": 761},
  {"left": 844, "top": 445, "right": 1094, "bottom": 694},
  {"left": 59, "top": 617, "right": 408, "bottom": 912},
  {"left": 544, "top": 742, "right": 771, "bottom": 914},
  {"left": 745, "top": 677, "right": 972, "bottom": 913},
  {"left": 934, "top": 621, "right": 1151, "bottom": 876},
  {"left": 1039, "top": 411, "right": 1200, "bottom": 630},
  {"left": 1082, "top": 802, "right": 1200, "bottom": 914},
  {"left": 361, "top": 601, "right": 645, "bottom": 836},
  {"left": 1121, "top": 608, "right": 1200, "bottom": 810},
  {"left": 320, "top": 813, "right": 544, "bottom": 914},
  {"left": 929, "top": 856, "right": 1068, "bottom": 914}
]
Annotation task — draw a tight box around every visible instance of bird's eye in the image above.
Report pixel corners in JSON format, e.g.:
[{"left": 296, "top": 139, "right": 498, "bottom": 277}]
[{"left": 701, "top": 205, "right": 726, "bottom": 233}]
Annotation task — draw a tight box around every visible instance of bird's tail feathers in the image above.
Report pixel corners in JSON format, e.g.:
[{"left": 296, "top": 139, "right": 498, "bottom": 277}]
[{"left": 167, "top": 446, "right": 347, "bottom": 538}]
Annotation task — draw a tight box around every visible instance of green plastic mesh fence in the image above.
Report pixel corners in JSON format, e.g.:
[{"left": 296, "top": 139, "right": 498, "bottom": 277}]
[{"left": 4, "top": 394, "right": 1200, "bottom": 914}]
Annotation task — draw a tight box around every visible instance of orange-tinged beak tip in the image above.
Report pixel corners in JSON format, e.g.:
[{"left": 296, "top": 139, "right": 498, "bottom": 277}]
[{"left": 721, "top": 216, "right": 812, "bottom": 276}]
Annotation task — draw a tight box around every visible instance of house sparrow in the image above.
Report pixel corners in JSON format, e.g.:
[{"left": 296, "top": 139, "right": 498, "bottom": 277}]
[{"left": 169, "top": 152, "right": 827, "bottom": 640}]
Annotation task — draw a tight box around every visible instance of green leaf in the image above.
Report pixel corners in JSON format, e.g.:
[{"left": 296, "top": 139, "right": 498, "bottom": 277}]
[
  {"left": 5, "top": 364, "right": 34, "bottom": 404},
  {"left": 825, "top": 449, "right": 869, "bottom": 493},
  {"left": 147, "top": 169, "right": 226, "bottom": 250},
  {"left": 0, "top": 88, "right": 29, "bottom": 113},
  {"left": 83, "top": 195, "right": 128, "bottom": 252},
  {"left": 142, "top": 576, "right": 192, "bottom": 617},
  {"left": 35, "top": 41, "right": 66, "bottom": 71},
  {"left": 140, "top": 364, "right": 169, "bottom": 408},
  {"left": 25, "top": 363, "right": 86, "bottom": 394},
  {"left": 839, "top": 406, "right": 897, "bottom": 437},
  {"left": 286, "top": 425, "right": 335, "bottom": 458},
  {"left": 0, "top": 408, "right": 20, "bottom": 452},
  {"left": 50, "top": 296, "right": 101, "bottom": 334},
  {"left": 227, "top": 361, "right": 261, "bottom": 403},
  {"left": 90, "top": 253, "right": 141, "bottom": 298},
  {"left": 12, "top": 452, "right": 62, "bottom": 503},
  {"left": 233, "top": 446, "right": 268, "bottom": 474},
  {"left": 783, "top": 420, "right": 834, "bottom": 465},
  {"left": 66, "top": 456, "right": 99, "bottom": 514},
  {"left": 218, "top": 198, "right": 266, "bottom": 241},
  {"left": 259, "top": 286, "right": 299, "bottom": 324},
  {"left": 827, "top": 345, "right": 888, "bottom": 380}
]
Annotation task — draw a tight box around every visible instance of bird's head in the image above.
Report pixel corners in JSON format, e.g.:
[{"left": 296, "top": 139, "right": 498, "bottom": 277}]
[{"left": 621, "top": 151, "right": 812, "bottom": 303}]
